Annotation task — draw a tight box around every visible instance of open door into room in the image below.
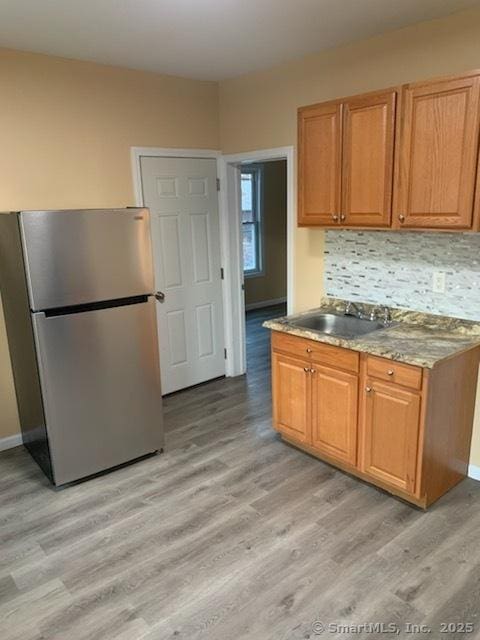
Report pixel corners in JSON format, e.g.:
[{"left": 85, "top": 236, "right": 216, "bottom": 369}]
[{"left": 240, "top": 160, "right": 288, "bottom": 372}]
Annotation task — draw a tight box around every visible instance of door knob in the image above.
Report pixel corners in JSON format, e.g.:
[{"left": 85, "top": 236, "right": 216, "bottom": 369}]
[{"left": 155, "top": 291, "right": 166, "bottom": 302}]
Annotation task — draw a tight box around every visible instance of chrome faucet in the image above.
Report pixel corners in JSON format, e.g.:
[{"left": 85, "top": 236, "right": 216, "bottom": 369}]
[
  {"left": 378, "top": 305, "right": 392, "bottom": 325},
  {"left": 370, "top": 305, "right": 392, "bottom": 325},
  {"left": 345, "top": 301, "right": 392, "bottom": 325},
  {"left": 344, "top": 301, "right": 365, "bottom": 319}
]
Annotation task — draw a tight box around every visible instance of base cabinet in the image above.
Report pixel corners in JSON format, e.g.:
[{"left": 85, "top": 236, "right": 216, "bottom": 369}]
[
  {"left": 272, "top": 352, "right": 311, "bottom": 444},
  {"left": 360, "top": 379, "right": 421, "bottom": 494},
  {"left": 271, "top": 330, "right": 480, "bottom": 508},
  {"left": 311, "top": 365, "right": 358, "bottom": 466}
]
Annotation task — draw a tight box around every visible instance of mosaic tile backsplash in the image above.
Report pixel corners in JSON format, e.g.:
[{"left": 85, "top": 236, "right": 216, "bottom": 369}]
[{"left": 324, "top": 230, "right": 480, "bottom": 321}]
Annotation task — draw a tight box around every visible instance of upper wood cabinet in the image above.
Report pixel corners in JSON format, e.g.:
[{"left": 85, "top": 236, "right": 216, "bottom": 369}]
[
  {"left": 298, "top": 69, "right": 480, "bottom": 231},
  {"left": 395, "top": 74, "right": 480, "bottom": 230},
  {"left": 342, "top": 91, "right": 396, "bottom": 227},
  {"left": 298, "top": 90, "right": 396, "bottom": 228},
  {"left": 298, "top": 102, "right": 342, "bottom": 226}
]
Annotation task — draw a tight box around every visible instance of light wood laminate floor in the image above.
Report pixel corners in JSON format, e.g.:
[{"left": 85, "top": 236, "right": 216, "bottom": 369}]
[{"left": 1, "top": 305, "right": 480, "bottom": 640}]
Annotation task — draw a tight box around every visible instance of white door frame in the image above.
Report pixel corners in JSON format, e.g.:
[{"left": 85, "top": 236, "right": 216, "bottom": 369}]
[
  {"left": 218, "top": 146, "right": 295, "bottom": 377},
  {"left": 131, "top": 145, "right": 295, "bottom": 379}
]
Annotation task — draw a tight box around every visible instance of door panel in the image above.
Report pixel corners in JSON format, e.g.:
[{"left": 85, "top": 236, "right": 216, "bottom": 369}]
[
  {"left": 361, "top": 379, "right": 420, "bottom": 493},
  {"left": 342, "top": 91, "right": 396, "bottom": 227},
  {"left": 140, "top": 156, "right": 225, "bottom": 394},
  {"left": 396, "top": 75, "right": 480, "bottom": 229},
  {"left": 298, "top": 102, "right": 342, "bottom": 226},
  {"left": 32, "top": 299, "right": 163, "bottom": 485},
  {"left": 311, "top": 365, "right": 358, "bottom": 465},
  {"left": 20, "top": 208, "right": 153, "bottom": 311},
  {"left": 159, "top": 216, "right": 183, "bottom": 288},
  {"left": 272, "top": 352, "right": 310, "bottom": 444}
]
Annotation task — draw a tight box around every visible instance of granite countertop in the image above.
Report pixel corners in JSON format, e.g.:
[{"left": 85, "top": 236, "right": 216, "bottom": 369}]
[{"left": 263, "top": 297, "right": 480, "bottom": 368}]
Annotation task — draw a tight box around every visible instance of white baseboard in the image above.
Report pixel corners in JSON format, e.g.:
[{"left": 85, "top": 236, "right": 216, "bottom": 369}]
[
  {"left": 0, "top": 433, "right": 23, "bottom": 452},
  {"left": 468, "top": 464, "right": 480, "bottom": 481},
  {"left": 245, "top": 297, "right": 287, "bottom": 311}
]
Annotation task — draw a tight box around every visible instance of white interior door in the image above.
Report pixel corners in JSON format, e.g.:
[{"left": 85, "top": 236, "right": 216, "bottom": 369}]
[{"left": 140, "top": 156, "right": 225, "bottom": 394}]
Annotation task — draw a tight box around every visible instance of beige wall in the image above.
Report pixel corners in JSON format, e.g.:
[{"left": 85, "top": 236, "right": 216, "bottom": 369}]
[
  {"left": 0, "top": 48, "right": 219, "bottom": 439},
  {"left": 244, "top": 160, "right": 287, "bottom": 306},
  {"left": 218, "top": 6, "right": 480, "bottom": 468}
]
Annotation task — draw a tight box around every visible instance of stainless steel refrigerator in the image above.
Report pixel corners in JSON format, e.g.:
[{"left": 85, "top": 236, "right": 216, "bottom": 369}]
[{"left": 0, "top": 208, "right": 164, "bottom": 486}]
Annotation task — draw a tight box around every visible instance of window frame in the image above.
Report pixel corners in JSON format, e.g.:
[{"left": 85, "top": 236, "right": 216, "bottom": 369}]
[{"left": 241, "top": 165, "right": 264, "bottom": 278}]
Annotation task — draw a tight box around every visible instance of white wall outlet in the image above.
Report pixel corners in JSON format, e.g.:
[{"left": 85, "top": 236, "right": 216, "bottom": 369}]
[{"left": 432, "top": 271, "right": 446, "bottom": 294}]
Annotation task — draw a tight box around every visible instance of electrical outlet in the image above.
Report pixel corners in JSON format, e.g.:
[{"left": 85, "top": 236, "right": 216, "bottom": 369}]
[{"left": 432, "top": 271, "right": 446, "bottom": 294}]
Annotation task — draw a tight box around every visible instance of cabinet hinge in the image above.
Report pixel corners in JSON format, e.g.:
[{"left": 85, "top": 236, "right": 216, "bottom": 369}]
[
  {"left": 220, "top": 267, "right": 224, "bottom": 280},
  {"left": 224, "top": 348, "right": 227, "bottom": 359},
  {"left": 216, "top": 178, "right": 220, "bottom": 191}
]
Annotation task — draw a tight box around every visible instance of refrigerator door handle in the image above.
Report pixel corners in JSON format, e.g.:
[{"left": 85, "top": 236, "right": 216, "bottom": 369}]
[{"left": 155, "top": 291, "right": 165, "bottom": 302}]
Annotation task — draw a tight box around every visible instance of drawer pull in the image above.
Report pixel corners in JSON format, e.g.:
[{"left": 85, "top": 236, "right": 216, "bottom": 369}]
[
  {"left": 306, "top": 348, "right": 313, "bottom": 353},
  {"left": 387, "top": 369, "right": 394, "bottom": 376}
]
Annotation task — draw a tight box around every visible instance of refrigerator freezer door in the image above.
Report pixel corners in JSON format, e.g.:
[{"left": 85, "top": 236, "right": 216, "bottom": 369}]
[
  {"left": 20, "top": 209, "right": 154, "bottom": 311},
  {"left": 32, "top": 298, "right": 164, "bottom": 485}
]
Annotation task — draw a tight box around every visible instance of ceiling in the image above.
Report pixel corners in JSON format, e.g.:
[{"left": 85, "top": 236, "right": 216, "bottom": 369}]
[{"left": 0, "top": 0, "right": 478, "bottom": 81}]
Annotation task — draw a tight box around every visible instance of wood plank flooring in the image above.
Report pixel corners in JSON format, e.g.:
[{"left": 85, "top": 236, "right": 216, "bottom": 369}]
[{"left": 1, "top": 304, "right": 480, "bottom": 639}]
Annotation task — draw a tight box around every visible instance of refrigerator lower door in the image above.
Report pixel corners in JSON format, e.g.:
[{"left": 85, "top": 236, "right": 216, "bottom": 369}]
[{"left": 32, "top": 298, "right": 164, "bottom": 486}]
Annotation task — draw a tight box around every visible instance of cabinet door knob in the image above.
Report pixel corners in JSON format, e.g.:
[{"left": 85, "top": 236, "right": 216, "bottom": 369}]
[
  {"left": 398, "top": 214, "right": 405, "bottom": 223},
  {"left": 304, "top": 367, "right": 310, "bottom": 373},
  {"left": 340, "top": 214, "right": 346, "bottom": 222},
  {"left": 387, "top": 369, "right": 394, "bottom": 376},
  {"left": 365, "top": 386, "right": 372, "bottom": 393},
  {"left": 306, "top": 348, "right": 313, "bottom": 353},
  {"left": 332, "top": 214, "right": 339, "bottom": 222},
  {"left": 310, "top": 368, "right": 316, "bottom": 374}
]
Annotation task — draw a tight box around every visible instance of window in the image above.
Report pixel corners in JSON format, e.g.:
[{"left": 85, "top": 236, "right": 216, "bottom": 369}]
[{"left": 241, "top": 167, "right": 262, "bottom": 276}]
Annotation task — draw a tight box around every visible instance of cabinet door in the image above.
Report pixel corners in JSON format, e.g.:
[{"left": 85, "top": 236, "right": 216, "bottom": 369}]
[
  {"left": 311, "top": 365, "right": 358, "bottom": 466},
  {"left": 396, "top": 74, "right": 480, "bottom": 229},
  {"left": 272, "top": 352, "right": 311, "bottom": 444},
  {"left": 361, "top": 379, "right": 420, "bottom": 494},
  {"left": 298, "top": 102, "right": 342, "bottom": 226},
  {"left": 341, "top": 91, "right": 396, "bottom": 227}
]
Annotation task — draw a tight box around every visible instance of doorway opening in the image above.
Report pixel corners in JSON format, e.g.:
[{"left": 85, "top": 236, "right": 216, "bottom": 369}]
[
  {"left": 241, "top": 160, "right": 287, "bottom": 371},
  {"left": 219, "top": 146, "right": 294, "bottom": 378}
]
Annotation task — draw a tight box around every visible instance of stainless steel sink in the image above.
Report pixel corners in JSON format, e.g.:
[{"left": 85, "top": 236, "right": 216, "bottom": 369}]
[{"left": 289, "top": 313, "right": 387, "bottom": 338}]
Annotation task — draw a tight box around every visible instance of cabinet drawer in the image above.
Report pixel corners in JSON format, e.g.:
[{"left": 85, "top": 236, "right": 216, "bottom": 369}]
[
  {"left": 366, "top": 355, "right": 422, "bottom": 390},
  {"left": 271, "top": 331, "right": 359, "bottom": 373}
]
